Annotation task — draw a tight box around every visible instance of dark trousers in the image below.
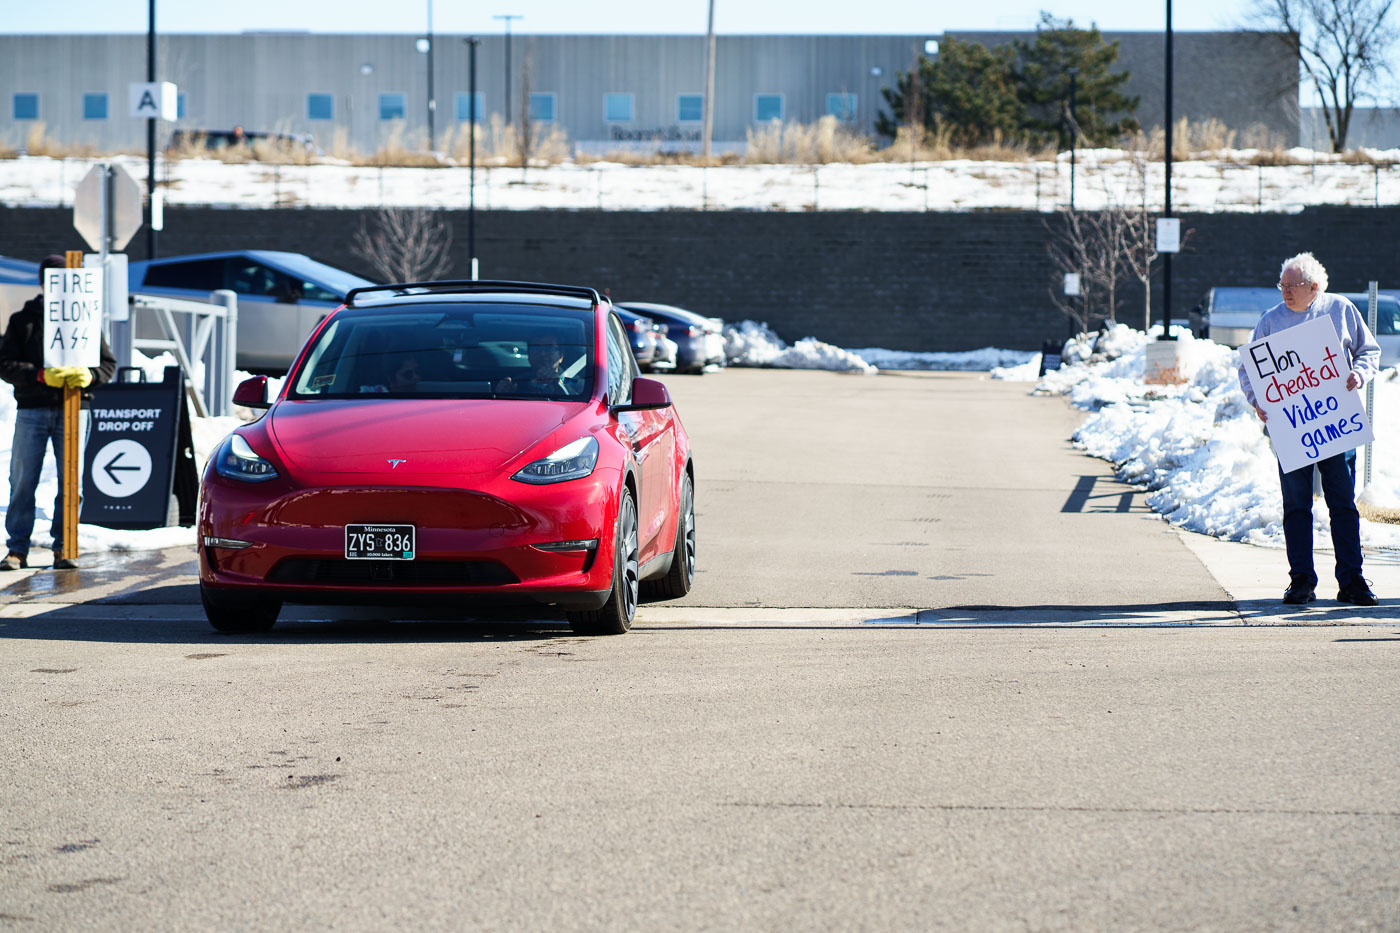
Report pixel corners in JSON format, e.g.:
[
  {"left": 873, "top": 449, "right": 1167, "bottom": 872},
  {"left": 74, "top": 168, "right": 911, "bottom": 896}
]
[{"left": 1278, "top": 450, "right": 1363, "bottom": 588}]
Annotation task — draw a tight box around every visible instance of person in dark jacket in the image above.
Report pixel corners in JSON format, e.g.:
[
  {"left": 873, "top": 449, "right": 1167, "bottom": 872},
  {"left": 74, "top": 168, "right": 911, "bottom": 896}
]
[{"left": 0, "top": 254, "right": 117, "bottom": 570}]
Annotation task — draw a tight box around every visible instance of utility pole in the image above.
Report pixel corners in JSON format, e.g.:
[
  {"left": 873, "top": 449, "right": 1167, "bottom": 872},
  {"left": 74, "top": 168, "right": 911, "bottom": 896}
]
[
  {"left": 425, "top": 0, "right": 436, "bottom": 150},
  {"left": 145, "top": 0, "right": 157, "bottom": 258},
  {"left": 702, "top": 0, "right": 716, "bottom": 160},
  {"left": 494, "top": 14, "right": 523, "bottom": 126}
]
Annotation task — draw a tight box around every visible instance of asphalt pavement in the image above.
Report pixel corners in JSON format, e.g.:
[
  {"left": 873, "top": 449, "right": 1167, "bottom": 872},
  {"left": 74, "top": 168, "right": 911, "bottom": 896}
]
[{"left": 2, "top": 369, "right": 1398, "bottom": 931}]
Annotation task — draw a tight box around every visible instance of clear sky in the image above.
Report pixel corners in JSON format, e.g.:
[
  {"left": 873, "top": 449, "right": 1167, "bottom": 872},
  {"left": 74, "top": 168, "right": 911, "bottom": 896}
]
[{"left": 7, "top": 0, "right": 1255, "bottom": 35}]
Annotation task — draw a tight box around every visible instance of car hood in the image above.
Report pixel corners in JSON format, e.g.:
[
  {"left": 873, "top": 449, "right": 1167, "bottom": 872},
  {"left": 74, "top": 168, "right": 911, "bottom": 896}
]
[{"left": 267, "top": 399, "right": 579, "bottom": 476}]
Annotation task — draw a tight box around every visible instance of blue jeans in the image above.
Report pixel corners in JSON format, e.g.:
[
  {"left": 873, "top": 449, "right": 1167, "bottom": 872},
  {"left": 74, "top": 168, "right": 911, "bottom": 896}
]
[
  {"left": 1278, "top": 450, "right": 1363, "bottom": 588},
  {"left": 6, "top": 407, "right": 89, "bottom": 558}
]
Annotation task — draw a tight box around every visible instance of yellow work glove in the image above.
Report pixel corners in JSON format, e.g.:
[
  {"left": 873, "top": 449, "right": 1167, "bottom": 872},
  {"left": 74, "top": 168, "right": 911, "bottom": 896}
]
[
  {"left": 65, "top": 368, "right": 93, "bottom": 389},
  {"left": 41, "top": 367, "right": 68, "bottom": 388}
]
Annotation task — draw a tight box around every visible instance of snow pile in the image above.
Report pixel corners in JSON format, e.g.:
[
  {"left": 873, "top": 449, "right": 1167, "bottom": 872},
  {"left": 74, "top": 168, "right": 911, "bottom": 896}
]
[
  {"left": 723, "top": 321, "right": 876, "bottom": 373},
  {"left": 725, "top": 321, "right": 1040, "bottom": 375},
  {"left": 1024, "top": 325, "right": 1400, "bottom": 549},
  {"left": 852, "top": 346, "right": 1037, "bottom": 372}
]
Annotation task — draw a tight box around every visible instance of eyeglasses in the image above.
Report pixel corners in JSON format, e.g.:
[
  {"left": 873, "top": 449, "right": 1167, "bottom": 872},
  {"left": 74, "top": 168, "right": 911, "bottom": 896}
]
[{"left": 1278, "top": 281, "right": 1314, "bottom": 293}]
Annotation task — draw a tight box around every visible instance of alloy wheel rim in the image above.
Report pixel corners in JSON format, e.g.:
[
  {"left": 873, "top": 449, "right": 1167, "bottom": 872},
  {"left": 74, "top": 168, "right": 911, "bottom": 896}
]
[
  {"left": 682, "top": 482, "right": 696, "bottom": 582},
  {"left": 621, "top": 498, "right": 639, "bottom": 621}
]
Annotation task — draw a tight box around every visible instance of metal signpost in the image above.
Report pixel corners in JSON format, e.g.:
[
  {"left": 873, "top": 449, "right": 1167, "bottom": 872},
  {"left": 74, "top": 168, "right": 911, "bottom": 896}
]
[{"left": 73, "top": 162, "right": 142, "bottom": 368}]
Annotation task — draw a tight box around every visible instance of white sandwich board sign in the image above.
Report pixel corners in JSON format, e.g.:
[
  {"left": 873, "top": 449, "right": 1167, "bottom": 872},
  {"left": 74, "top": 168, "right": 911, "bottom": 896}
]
[{"left": 1238, "top": 315, "right": 1372, "bottom": 473}]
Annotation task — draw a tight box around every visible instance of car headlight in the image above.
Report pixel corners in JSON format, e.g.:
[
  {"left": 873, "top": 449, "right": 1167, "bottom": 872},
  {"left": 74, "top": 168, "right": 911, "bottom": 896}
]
[
  {"left": 214, "top": 434, "right": 280, "bottom": 483},
  {"left": 512, "top": 436, "right": 598, "bottom": 485}
]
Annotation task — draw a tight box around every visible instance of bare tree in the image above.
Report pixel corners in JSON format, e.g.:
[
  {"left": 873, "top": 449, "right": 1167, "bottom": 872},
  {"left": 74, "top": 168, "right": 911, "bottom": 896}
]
[
  {"left": 350, "top": 207, "right": 454, "bottom": 283},
  {"left": 1252, "top": 0, "right": 1399, "bottom": 151},
  {"left": 1046, "top": 208, "right": 1134, "bottom": 333}
]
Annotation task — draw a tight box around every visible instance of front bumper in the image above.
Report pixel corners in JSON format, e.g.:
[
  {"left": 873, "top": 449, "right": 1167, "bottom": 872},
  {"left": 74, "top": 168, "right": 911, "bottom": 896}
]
[{"left": 199, "top": 475, "right": 618, "bottom": 611}]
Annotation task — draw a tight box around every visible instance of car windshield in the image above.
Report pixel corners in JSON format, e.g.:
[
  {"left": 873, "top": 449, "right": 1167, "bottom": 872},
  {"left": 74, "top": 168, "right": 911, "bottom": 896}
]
[{"left": 288, "top": 302, "right": 594, "bottom": 401}]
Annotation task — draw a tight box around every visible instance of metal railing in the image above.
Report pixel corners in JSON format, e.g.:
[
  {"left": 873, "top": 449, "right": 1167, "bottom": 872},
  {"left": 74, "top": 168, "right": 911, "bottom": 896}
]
[{"left": 116, "top": 289, "right": 238, "bottom": 418}]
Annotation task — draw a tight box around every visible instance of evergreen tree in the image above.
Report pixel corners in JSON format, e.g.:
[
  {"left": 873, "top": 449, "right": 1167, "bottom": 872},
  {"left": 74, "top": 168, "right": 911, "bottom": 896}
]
[
  {"left": 877, "top": 38, "right": 1024, "bottom": 147},
  {"left": 1013, "top": 13, "right": 1140, "bottom": 147}
]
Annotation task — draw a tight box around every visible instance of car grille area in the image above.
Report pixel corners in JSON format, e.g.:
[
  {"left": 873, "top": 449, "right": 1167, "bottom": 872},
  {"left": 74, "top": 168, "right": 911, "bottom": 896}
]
[{"left": 267, "top": 558, "right": 519, "bottom": 586}]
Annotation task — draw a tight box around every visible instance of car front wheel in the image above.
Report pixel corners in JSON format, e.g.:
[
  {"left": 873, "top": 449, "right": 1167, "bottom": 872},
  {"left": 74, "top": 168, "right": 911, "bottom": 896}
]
[{"left": 568, "top": 488, "right": 639, "bottom": 635}]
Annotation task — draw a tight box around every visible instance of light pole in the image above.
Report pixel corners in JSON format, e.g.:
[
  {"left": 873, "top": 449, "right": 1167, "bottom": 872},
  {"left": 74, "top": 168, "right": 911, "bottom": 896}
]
[
  {"left": 419, "top": 0, "right": 436, "bottom": 151},
  {"left": 1162, "top": 0, "right": 1175, "bottom": 340},
  {"left": 465, "top": 37, "right": 480, "bottom": 280},
  {"left": 702, "top": 0, "right": 715, "bottom": 160},
  {"left": 1067, "top": 67, "right": 1078, "bottom": 213},
  {"left": 494, "top": 14, "right": 523, "bottom": 123},
  {"left": 146, "top": 0, "right": 157, "bottom": 258}
]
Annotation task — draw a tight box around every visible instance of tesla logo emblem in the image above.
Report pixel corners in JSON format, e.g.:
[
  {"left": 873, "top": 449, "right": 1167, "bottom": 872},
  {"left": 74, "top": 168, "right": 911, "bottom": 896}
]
[{"left": 387, "top": 459, "right": 407, "bottom": 469}]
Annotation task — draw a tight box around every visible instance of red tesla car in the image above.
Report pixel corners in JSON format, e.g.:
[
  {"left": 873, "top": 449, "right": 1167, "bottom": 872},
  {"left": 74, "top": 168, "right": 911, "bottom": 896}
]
[{"left": 198, "top": 281, "right": 695, "bottom": 635}]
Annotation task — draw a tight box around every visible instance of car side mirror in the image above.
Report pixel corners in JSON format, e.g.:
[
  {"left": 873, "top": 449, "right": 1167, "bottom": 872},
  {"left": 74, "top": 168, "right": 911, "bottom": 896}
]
[
  {"left": 233, "top": 375, "right": 271, "bottom": 409},
  {"left": 612, "top": 376, "right": 671, "bottom": 412}
]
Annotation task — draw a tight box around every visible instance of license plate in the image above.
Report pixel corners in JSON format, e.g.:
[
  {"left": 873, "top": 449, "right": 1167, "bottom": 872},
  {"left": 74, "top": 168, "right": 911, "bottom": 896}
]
[{"left": 345, "top": 524, "right": 416, "bottom": 560}]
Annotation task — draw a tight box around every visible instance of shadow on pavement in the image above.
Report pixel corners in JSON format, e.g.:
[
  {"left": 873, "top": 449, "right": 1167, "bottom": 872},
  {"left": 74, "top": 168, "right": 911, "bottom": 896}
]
[{"left": 0, "top": 602, "right": 576, "bottom": 646}]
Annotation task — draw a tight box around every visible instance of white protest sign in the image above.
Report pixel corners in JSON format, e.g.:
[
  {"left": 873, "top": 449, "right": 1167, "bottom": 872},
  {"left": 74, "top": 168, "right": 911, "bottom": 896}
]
[
  {"left": 43, "top": 268, "right": 103, "bottom": 368},
  {"left": 1238, "top": 315, "right": 1372, "bottom": 473}
]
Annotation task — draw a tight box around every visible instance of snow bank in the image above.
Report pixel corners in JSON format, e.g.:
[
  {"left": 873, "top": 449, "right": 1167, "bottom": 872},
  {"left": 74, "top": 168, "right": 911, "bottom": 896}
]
[
  {"left": 1018, "top": 324, "right": 1400, "bottom": 550},
  {"left": 723, "top": 321, "right": 876, "bottom": 373}
]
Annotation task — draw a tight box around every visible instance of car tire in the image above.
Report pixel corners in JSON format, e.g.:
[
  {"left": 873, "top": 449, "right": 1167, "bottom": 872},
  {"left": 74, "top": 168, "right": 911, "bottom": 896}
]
[
  {"left": 567, "top": 488, "right": 639, "bottom": 635},
  {"left": 201, "top": 585, "right": 282, "bottom": 634},
  {"left": 642, "top": 473, "right": 694, "bottom": 600}
]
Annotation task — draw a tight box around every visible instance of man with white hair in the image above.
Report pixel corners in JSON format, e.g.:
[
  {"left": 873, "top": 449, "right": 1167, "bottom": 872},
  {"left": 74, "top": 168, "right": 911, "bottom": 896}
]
[{"left": 1237, "top": 252, "right": 1381, "bottom": 606}]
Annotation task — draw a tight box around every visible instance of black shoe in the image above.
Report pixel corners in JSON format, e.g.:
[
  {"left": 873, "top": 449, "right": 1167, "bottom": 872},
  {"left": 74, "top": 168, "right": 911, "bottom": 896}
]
[
  {"left": 1337, "top": 578, "right": 1379, "bottom": 607},
  {"left": 0, "top": 552, "right": 27, "bottom": 571},
  {"left": 1282, "top": 578, "right": 1316, "bottom": 605}
]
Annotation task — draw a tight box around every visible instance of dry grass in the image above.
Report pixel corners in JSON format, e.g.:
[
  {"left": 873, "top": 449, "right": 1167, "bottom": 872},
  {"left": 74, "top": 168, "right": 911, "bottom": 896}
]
[
  {"left": 1359, "top": 502, "right": 1400, "bottom": 525},
  {"left": 744, "top": 116, "right": 879, "bottom": 164},
  {"left": 441, "top": 115, "right": 570, "bottom": 167}
]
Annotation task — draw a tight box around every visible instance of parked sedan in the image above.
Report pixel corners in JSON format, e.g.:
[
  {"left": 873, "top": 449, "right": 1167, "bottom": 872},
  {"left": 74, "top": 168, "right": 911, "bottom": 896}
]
[
  {"left": 199, "top": 280, "right": 697, "bottom": 636},
  {"left": 129, "top": 250, "right": 375, "bottom": 372},
  {"left": 614, "top": 306, "right": 659, "bottom": 368},
  {"left": 617, "top": 302, "right": 725, "bottom": 374}
]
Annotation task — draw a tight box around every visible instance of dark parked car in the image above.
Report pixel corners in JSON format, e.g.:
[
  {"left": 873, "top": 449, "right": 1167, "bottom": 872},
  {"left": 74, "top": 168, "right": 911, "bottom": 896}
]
[
  {"left": 616, "top": 302, "right": 725, "bottom": 374},
  {"left": 129, "top": 250, "right": 375, "bottom": 372},
  {"left": 614, "top": 307, "right": 659, "bottom": 368}
]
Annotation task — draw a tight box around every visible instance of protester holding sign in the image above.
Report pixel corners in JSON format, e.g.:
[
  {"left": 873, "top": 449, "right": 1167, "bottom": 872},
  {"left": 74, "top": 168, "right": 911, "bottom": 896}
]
[
  {"left": 1236, "top": 252, "right": 1381, "bottom": 607},
  {"left": 0, "top": 254, "right": 116, "bottom": 571}
]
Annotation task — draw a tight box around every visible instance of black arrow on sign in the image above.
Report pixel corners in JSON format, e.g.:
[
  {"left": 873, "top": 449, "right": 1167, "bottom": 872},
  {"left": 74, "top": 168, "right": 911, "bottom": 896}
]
[{"left": 103, "top": 451, "right": 143, "bottom": 484}]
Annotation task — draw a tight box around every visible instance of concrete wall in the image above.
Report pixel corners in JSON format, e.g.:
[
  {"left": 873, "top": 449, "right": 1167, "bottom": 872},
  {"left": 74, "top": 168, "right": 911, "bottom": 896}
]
[
  {"left": 3, "top": 205, "right": 1397, "bottom": 352},
  {"left": 1, "top": 31, "right": 1296, "bottom": 155}
]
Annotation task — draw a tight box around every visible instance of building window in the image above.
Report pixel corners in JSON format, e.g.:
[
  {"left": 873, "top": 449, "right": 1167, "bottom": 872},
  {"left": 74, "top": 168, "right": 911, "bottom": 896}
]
[
  {"left": 177, "top": 93, "right": 187, "bottom": 119},
  {"left": 308, "top": 93, "right": 334, "bottom": 120},
  {"left": 754, "top": 94, "right": 783, "bottom": 123},
  {"left": 826, "top": 93, "right": 857, "bottom": 122},
  {"left": 83, "top": 93, "right": 108, "bottom": 120},
  {"left": 604, "top": 93, "right": 634, "bottom": 123},
  {"left": 13, "top": 93, "right": 38, "bottom": 120},
  {"left": 379, "top": 93, "right": 406, "bottom": 121},
  {"left": 529, "top": 92, "right": 555, "bottom": 123},
  {"left": 677, "top": 94, "right": 703, "bottom": 123},
  {"left": 455, "top": 91, "right": 485, "bottom": 122}
]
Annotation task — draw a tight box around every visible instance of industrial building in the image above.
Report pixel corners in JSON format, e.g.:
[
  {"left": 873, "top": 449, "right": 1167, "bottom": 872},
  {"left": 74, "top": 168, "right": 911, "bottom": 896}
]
[{"left": 1, "top": 31, "right": 1298, "bottom": 156}]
